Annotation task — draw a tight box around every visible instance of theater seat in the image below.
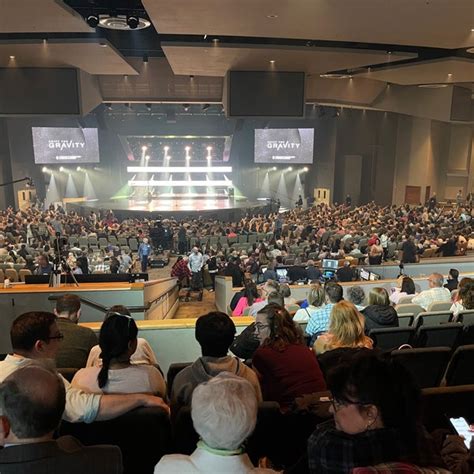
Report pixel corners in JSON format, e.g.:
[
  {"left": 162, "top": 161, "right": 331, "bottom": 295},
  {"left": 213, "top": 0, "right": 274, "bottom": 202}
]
[
  {"left": 445, "top": 345, "right": 474, "bottom": 386},
  {"left": 369, "top": 327, "right": 416, "bottom": 351},
  {"left": 59, "top": 407, "right": 171, "bottom": 474},
  {"left": 415, "top": 323, "right": 462, "bottom": 348},
  {"left": 413, "top": 311, "right": 453, "bottom": 329},
  {"left": 166, "top": 362, "right": 192, "bottom": 398},
  {"left": 390, "top": 347, "right": 451, "bottom": 388}
]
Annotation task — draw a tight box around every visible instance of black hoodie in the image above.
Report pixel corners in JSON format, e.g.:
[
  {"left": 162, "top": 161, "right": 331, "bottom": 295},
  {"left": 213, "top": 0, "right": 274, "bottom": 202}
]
[{"left": 362, "top": 304, "right": 399, "bottom": 334}]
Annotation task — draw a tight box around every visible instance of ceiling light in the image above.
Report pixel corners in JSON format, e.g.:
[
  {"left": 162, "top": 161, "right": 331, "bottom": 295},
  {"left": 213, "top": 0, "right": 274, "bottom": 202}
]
[
  {"left": 320, "top": 73, "right": 352, "bottom": 79},
  {"left": 471, "top": 28, "right": 474, "bottom": 32},
  {"left": 202, "top": 104, "right": 210, "bottom": 111},
  {"left": 212, "top": 38, "right": 220, "bottom": 43},
  {"left": 9, "top": 55, "right": 15, "bottom": 60},
  {"left": 142, "top": 146, "right": 148, "bottom": 152},
  {"left": 145, "top": 103, "right": 152, "bottom": 112},
  {"left": 143, "top": 53, "right": 148, "bottom": 63},
  {"left": 145, "top": 155, "right": 150, "bottom": 161},
  {"left": 467, "top": 47, "right": 474, "bottom": 54},
  {"left": 42, "top": 167, "right": 48, "bottom": 173},
  {"left": 269, "top": 60, "right": 275, "bottom": 64},
  {"left": 303, "top": 167, "right": 309, "bottom": 172},
  {"left": 59, "top": 167, "right": 65, "bottom": 172},
  {"left": 418, "top": 83, "right": 449, "bottom": 89},
  {"left": 127, "top": 16, "right": 139, "bottom": 29},
  {"left": 76, "top": 166, "right": 82, "bottom": 172},
  {"left": 86, "top": 15, "right": 99, "bottom": 28},
  {"left": 267, "top": 14, "right": 278, "bottom": 19},
  {"left": 288, "top": 166, "right": 293, "bottom": 171},
  {"left": 99, "top": 43, "right": 107, "bottom": 48},
  {"left": 183, "top": 103, "right": 190, "bottom": 111}
]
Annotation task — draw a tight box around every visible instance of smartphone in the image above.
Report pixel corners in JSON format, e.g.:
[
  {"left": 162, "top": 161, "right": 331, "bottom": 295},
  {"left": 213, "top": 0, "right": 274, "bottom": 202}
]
[{"left": 449, "top": 417, "right": 474, "bottom": 449}]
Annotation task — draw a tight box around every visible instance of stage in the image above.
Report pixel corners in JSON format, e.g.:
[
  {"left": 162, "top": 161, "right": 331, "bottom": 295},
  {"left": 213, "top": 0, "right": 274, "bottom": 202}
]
[{"left": 69, "top": 195, "right": 271, "bottom": 220}]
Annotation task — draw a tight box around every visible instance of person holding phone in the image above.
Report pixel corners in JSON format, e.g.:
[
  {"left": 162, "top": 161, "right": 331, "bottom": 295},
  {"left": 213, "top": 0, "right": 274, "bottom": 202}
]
[{"left": 441, "top": 420, "right": 474, "bottom": 474}]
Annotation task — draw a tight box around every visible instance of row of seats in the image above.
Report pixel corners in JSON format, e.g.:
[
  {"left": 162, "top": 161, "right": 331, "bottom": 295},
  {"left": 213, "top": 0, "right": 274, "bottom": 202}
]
[
  {"left": 0, "top": 267, "right": 31, "bottom": 282},
  {"left": 57, "top": 383, "right": 474, "bottom": 474},
  {"left": 67, "top": 236, "right": 139, "bottom": 252}
]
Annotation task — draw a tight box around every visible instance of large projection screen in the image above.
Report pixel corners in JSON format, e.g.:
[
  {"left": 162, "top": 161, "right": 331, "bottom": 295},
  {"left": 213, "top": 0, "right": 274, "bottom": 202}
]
[
  {"left": 32, "top": 127, "right": 100, "bottom": 164},
  {"left": 255, "top": 128, "right": 314, "bottom": 164}
]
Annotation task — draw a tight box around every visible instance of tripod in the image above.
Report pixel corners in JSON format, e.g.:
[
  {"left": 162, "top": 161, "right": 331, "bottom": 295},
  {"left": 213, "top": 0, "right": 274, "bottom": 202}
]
[{"left": 49, "top": 232, "right": 79, "bottom": 287}]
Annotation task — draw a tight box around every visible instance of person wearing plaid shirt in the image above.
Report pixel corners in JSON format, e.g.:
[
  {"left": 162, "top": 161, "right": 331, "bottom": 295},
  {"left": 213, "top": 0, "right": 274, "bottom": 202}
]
[
  {"left": 412, "top": 273, "right": 451, "bottom": 310},
  {"left": 307, "top": 350, "right": 445, "bottom": 474},
  {"left": 305, "top": 283, "right": 343, "bottom": 337}
]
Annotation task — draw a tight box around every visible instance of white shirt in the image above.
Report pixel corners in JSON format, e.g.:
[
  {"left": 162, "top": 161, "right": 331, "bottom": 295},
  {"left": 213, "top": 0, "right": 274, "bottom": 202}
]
[
  {"left": 72, "top": 364, "right": 166, "bottom": 397},
  {"left": 0, "top": 355, "right": 100, "bottom": 423},
  {"left": 412, "top": 286, "right": 451, "bottom": 311}
]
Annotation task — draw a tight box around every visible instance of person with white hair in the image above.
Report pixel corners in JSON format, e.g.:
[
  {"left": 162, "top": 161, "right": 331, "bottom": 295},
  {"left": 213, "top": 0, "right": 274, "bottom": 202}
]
[
  {"left": 155, "top": 373, "right": 276, "bottom": 473},
  {"left": 138, "top": 237, "right": 152, "bottom": 272}
]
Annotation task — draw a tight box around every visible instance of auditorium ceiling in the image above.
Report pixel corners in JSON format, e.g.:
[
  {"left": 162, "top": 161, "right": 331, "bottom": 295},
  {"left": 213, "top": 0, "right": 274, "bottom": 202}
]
[{"left": 0, "top": 0, "right": 472, "bottom": 120}]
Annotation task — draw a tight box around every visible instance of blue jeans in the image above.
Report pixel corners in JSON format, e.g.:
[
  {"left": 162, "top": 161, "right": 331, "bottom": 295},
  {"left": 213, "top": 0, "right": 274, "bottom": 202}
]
[{"left": 141, "top": 255, "right": 149, "bottom": 272}]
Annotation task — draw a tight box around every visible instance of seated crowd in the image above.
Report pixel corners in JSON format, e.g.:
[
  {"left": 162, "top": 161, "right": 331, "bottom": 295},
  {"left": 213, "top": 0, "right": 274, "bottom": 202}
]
[{"left": 1, "top": 274, "right": 474, "bottom": 473}]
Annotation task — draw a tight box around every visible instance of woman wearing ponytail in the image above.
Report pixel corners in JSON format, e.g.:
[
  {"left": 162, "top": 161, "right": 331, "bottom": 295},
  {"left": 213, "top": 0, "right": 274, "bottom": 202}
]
[{"left": 72, "top": 314, "right": 166, "bottom": 397}]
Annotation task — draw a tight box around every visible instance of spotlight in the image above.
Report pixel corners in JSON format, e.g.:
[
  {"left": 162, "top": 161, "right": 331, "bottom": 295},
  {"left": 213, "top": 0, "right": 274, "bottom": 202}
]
[
  {"left": 142, "top": 145, "right": 148, "bottom": 152},
  {"left": 202, "top": 104, "right": 210, "bottom": 111},
  {"left": 288, "top": 166, "right": 293, "bottom": 171},
  {"left": 59, "top": 166, "right": 65, "bottom": 172},
  {"left": 145, "top": 155, "right": 150, "bottom": 161},
  {"left": 77, "top": 166, "right": 82, "bottom": 172},
  {"left": 145, "top": 103, "right": 152, "bottom": 112},
  {"left": 143, "top": 53, "right": 148, "bottom": 63},
  {"left": 127, "top": 15, "right": 139, "bottom": 29},
  {"left": 42, "top": 167, "right": 48, "bottom": 173},
  {"left": 185, "top": 146, "right": 191, "bottom": 152},
  {"left": 206, "top": 146, "right": 213, "bottom": 152},
  {"left": 105, "top": 103, "right": 112, "bottom": 110},
  {"left": 189, "top": 75, "right": 194, "bottom": 80},
  {"left": 86, "top": 15, "right": 99, "bottom": 28},
  {"left": 183, "top": 104, "right": 190, "bottom": 112},
  {"left": 272, "top": 166, "right": 277, "bottom": 171},
  {"left": 9, "top": 55, "right": 15, "bottom": 60},
  {"left": 164, "top": 146, "right": 169, "bottom": 152},
  {"left": 303, "top": 166, "right": 309, "bottom": 172}
]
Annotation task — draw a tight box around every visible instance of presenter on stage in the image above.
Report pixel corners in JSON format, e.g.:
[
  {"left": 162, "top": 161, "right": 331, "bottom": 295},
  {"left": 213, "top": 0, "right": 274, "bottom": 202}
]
[{"left": 138, "top": 237, "right": 152, "bottom": 273}]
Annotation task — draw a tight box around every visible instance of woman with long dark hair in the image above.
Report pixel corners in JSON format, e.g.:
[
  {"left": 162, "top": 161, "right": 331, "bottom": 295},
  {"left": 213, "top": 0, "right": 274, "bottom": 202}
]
[
  {"left": 232, "top": 281, "right": 263, "bottom": 316},
  {"left": 72, "top": 314, "right": 166, "bottom": 396}
]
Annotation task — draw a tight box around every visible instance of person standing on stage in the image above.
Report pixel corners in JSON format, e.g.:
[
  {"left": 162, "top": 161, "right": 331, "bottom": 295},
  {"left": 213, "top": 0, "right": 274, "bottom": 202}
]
[{"left": 138, "top": 237, "right": 152, "bottom": 273}]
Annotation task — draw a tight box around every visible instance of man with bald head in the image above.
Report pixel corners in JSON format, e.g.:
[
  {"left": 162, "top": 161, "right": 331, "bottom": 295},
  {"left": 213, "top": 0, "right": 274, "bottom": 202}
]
[
  {"left": 412, "top": 272, "right": 451, "bottom": 310},
  {"left": 0, "top": 365, "right": 122, "bottom": 473}
]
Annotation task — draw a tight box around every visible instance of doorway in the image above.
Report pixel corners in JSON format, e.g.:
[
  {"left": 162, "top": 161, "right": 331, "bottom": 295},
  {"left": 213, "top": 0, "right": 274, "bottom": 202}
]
[{"left": 404, "top": 186, "right": 421, "bottom": 204}]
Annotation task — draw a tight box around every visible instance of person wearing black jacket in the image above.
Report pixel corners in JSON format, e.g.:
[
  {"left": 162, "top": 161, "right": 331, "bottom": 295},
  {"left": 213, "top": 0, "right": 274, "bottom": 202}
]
[
  {"left": 361, "top": 287, "right": 398, "bottom": 334},
  {"left": 223, "top": 257, "right": 244, "bottom": 287},
  {"left": 444, "top": 268, "right": 459, "bottom": 292}
]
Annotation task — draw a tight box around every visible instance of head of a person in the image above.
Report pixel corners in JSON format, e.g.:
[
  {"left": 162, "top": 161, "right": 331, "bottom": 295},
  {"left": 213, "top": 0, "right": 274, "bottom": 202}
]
[
  {"left": 255, "top": 304, "right": 303, "bottom": 349},
  {"left": 325, "top": 282, "right": 343, "bottom": 304},
  {"left": 307, "top": 259, "right": 315, "bottom": 267},
  {"left": 428, "top": 273, "right": 444, "bottom": 288},
  {"left": 400, "top": 277, "right": 416, "bottom": 295},
  {"left": 10, "top": 312, "right": 62, "bottom": 360},
  {"left": 0, "top": 365, "right": 66, "bottom": 444},
  {"left": 105, "top": 305, "right": 132, "bottom": 319},
  {"left": 280, "top": 284, "right": 291, "bottom": 299},
  {"left": 368, "top": 287, "right": 390, "bottom": 306},
  {"left": 192, "top": 246, "right": 199, "bottom": 254},
  {"left": 261, "top": 279, "right": 280, "bottom": 299},
  {"left": 459, "top": 280, "right": 474, "bottom": 310},
  {"left": 195, "top": 312, "right": 236, "bottom": 357},
  {"left": 143, "top": 238, "right": 149, "bottom": 244},
  {"left": 327, "top": 350, "right": 420, "bottom": 443},
  {"left": 191, "top": 373, "right": 257, "bottom": 451},
  {"left": 243, "top": 281, "right": 259, "bottom": 306},
  {"left": 448, "top": 268, "right": 459, "bottom": 281},
  {"left": 346, "top": 286, "right": 366, "bottom": 307},
  {"left": 54, "top": 294, "right": 81, "bottom": 323},
  {"left": 327, "top": 301, "right": 367, "bottom": 348},
  {"left": 97, "top": 314, "right": 138, "bottom": 389},
  {"left": 308, "top": 285, "right": 325, "bottom": 307},
  {"left": 38, "top": 254, "right": 49, "bottom": 268},
  {"left": 267, "top": 291, "right": 284, "bottom": 307}
]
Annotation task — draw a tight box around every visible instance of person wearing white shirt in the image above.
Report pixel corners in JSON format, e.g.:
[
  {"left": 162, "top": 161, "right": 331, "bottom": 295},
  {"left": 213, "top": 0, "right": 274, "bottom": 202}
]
[
  {"left": 294, "top": 286, "right": 325, "bottom": 323},
  {"left": 412, "top": 273, "right": 451, "bottom": 310}
]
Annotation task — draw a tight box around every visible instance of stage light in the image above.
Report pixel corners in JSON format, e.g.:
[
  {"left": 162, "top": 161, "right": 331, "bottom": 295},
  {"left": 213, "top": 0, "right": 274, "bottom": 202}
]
[
  {"left": 288, "top": 166, "right": 293, "bottom": 171},
  {"left": 272, "top": 166, "right": 277, "bottom": 171},
  {"left": 202, "top": 104, "right": 210, "bottom": 111},
  {"left": 206, "top": 146, "right": 213, "bottom": 152},
  {"left": 129, "top": 180, "right": 233, "bottom": 187},
  {"left": 143, "top": 54, "right": 148, "bottom": 63},
  {"left": 145, "top": 103, "right": 152, "bottom": 112},
  {"left": 76, "top": 166, "right": 82, "bottom": 172},
  {"left": 185, "top": 146, "right": 191, "bottom": 152},
  {"left": 9, "top": 55, "right": 15, "bottom": 60},
  {"left": 164, "top": 146, "right": 169, "bottom": 151},
  {"left": 145, "top": 155, "right": 150, "bottom": 161},
  {"left": 42, "top": 167, "right": 48, "bottom": 173},
  {"left": 127, "top": 166, "right": 232, "bottom": 173},
  {"left": 142, "top": 145, "right": 148, "bottom": 152},
  {"left": 303, "top": 167, "right": 309, "bottom": 172},
  {"left": 59, "top": 166, "right": 65, "bottom": 172},
  {"left": 183, "top": 104, "right": 190, "bottom": 112},
  {"left": 127, "top": 16, "right": 139, "bottom": 29},
  {"left": 86, "top": 15, "right": 99, "bottom": 28}
]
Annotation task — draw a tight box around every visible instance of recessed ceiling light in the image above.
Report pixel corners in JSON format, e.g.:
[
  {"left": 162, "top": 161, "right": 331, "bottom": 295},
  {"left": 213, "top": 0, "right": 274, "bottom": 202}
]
[
  {"left": 471, "top": 28, "right": 474, "bottom": 32},
  {"left": 418, "top": 83, "right": 449, "bottom": 88},
  {"left": 269, "top": 60, "right": 275, "bottom": 64},
  {"left": 212, "top": 38, "right": 220, "bottom": 43},
  {"left": 9, "top": 55, "right": 15, "bottom": 59},
  {"left": 467, "top": 47, "right": 474, "bottom": 54},
  {"left": 267, "top": 14, "right": 278, "bottom": 19},
  {"left": 320, "top": 73, "right": 352, "bottom": 79},
  {"left": 99, "top": 43, "right": 107, "bottom": 48}
]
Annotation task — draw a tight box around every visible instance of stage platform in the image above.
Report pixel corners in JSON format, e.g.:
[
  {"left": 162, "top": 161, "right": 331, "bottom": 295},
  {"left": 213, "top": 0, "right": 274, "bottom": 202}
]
[{"left": 69, "top": 196, "right": 270, "bottom": 220}]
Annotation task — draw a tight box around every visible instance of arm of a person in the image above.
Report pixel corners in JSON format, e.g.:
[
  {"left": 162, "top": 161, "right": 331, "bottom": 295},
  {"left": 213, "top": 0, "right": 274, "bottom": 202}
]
[
  {"left": 441, "top": 435, "right": 474, "bottom": 474},
  {"left": 411, "top": 292, "right": 425, "bottom": 307},
  {"left": 232, "top": 297, "right": 246, "bottom": 316}
]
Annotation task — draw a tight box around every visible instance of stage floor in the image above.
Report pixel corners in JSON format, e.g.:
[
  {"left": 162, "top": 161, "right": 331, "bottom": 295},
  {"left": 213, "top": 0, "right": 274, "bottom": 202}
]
[{"left": 70, "top": 197, "right": 269, "bottom": 219}]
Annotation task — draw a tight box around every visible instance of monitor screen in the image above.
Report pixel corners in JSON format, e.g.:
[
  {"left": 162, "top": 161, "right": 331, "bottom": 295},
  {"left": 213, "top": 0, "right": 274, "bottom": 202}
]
[
  {"left": 369, "top": 272, "right": 380, "bottom": 281},
  {"left": 32, "top": 127, "right": 100, "bottom": 164},
  {"left": 275, "top": 268, "right": 288, "bottom": 281},
  {"left": 360, "top": 269, "right": 370, "bottom": 281},
  {"left": 322, "top": 259, "right": 338, "bottom": 270},
  {"left": 255, "top": 128, "right": 314, "bottom": 164},
  {"left": 260, "top": 266, "right": 268, "bottom": 274}
]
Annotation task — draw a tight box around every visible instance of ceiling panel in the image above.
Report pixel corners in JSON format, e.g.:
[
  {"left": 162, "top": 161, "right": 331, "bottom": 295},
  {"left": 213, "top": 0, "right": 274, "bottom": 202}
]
[
  {"left": 0, "top": 40, "right": 139, "bottom": 75},
  {"left": 0, "top": 0, "right": 92, "bottom": 33},
  {"left": 357, "top": 58, "right": 474, "bottom": 85},
  {"left": 144, "top": 0, "right": 474, "bottom": 49},
  {"left": 161, "top": 43, "right": 416, "bottom": 77}
]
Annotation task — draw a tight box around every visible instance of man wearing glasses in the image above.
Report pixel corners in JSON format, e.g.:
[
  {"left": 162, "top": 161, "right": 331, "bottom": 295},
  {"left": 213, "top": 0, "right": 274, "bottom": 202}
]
[
  {"left": 0, "top": 312, "right": 168, "bottom": 424},
  {"left": 412, "top": 272, "right": 451, "bottom": 311}
]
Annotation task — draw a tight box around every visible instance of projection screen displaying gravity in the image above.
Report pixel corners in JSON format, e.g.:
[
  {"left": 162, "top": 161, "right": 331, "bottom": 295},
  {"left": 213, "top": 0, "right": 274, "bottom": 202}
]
[
  {"left": 254, "top": 128, "right": 314, "bottom": 164},
  {"left": 32, "top": 127, "right": 100, "bottom": 164}
]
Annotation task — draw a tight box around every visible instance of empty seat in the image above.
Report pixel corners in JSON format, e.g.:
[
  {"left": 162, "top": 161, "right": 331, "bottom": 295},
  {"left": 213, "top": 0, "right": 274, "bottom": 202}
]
[
  {"left": 395, "top": 303, "right": 425, "bottom": 317},
  {"left": 391, "top": 347, "right": 451, "bottom": 388},
  {"left": 118, "top": 237, "right": 128, "bottom": 247},
  {"left": 98, "top": 237, "right": 108, "bottom": 248},
  {"left": 427, "top": 301, "right": 453, "bottom": 312},
  {"left": 108, "top": 236, "right": 118, "bottom": 246},
  {"left": 59, "top": 407, "right": 171, "bottom": 474},
  {"left": 397, "top": 296, "right": 414, "bottom": 304},
  {"left": 78, "top": 237, "right": 89, "bottom": 248},
  {"left": 4, "top": 268, "right": 18, "bottom": 283},
  {"left": 128, "top": 238, "right": 139, "bottom": 252},
  {"left": 369, "top": 327, "right": 416, "bottom": 351},
  {"left": 18, "top": 268, "right": 32, "bottom": 282},
  {"left": 166, "top": 362, "right": 192, "bottom": 398},
  {"left": 445, "top": 345, "right": 474, "bottom": 386},
  {"left": 413, "top": 310, "right": 453, "bottom": 328},
  {"left": 415, "top": 323, "right": 462, "bottom": 348},
  {"left": 460, "top": 323, "right": 474, "bottom": 346},
  {"left": 457, "top": 310, "right": 474, "bottom": 325},
  {"left": 398, "top": 313, "right": 414, "bottom": 327}
]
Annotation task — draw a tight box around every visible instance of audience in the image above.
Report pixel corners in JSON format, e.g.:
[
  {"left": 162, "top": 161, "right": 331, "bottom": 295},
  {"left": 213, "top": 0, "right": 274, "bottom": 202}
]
[
  {"left": 450, "top": 277, "right": 473, "bottom": 318},
  {"left": 346, "top": 285, "right": 366, "bottom": 310},
  {"left": 294, "top": 285, "right": 325, "bottom": 322},
  {"left": 72, "top": 314, "right": 166, "bottom": 396},
  {"left": 233, "top": 281, "right": 263, "bottom": 316},
  {"left": 0, "top": 312, "right": 167, "bottom": 423},
  {"left": 0, "top": 365, "right": 123, "bottom": 474},
  {"left": 171, "top": 312, "right": 262, "bottom": 415},
  {"left": 445, "top": 268, "right": 460, "bottom": 292},
  {"left": 412, "top": 273, "right": 451, "bottom": 310},
  {"left": 307, "top": 350, "right": 445, "bottom": 473},
  {"left": 248, "top": 280, "right": 280, "bottom": 316},
  {"left": 54, "top": 294, "right": 98, "bottom": 369},
  {"left": 336, "top": 261, "right": 355, "bottom": 282},
  {"left": 361, "top": 288, "right": 399, "bottom": 334},
  {"left": 156, "top": 374, "right": 276, "bottom": 473},
  {"left": 389, "top": 276, "right": 417, "bottom": 305},
  {"left": 313, "top": 301, "right": 373, "bottom": 355},
  {"left": 252, "top": 305, "right": 326, "bottom": 411}
]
